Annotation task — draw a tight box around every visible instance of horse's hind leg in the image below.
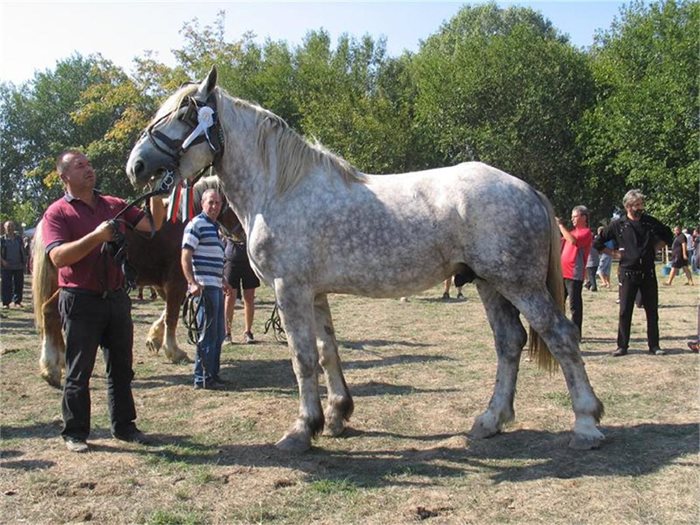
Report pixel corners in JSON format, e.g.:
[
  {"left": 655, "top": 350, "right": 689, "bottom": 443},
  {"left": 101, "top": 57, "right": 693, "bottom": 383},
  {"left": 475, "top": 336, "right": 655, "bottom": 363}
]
[
  {"left": 470, "top": 281, "right": 527, "bottom": 439},
  {"left": 314, "top": 294, "right": 353, "bottom": 437},
  {"left": 39, "top": 291, "right": 64, "bottom": 388},
  {"left": 513, "top": 291, "right": 605, "bottom": 449},
  {"left": 274, "top": 280, "right": 324, "bottom": 453}
]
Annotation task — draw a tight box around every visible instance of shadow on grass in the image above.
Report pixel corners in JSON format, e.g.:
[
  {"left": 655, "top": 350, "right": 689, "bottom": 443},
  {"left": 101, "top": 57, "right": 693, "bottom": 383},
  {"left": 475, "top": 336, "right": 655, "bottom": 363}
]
[
  {"left": 340, "top": 339, "right": 432, "bottom": 351},
  {"left": 2, "top": 419, "right": 697, "bottom": 485},
  {"left": 88, "top": 421, "right": 698, "bottom": 488},
  {"left": 134, "top": 352, "right": 453, "bottom": 391}
]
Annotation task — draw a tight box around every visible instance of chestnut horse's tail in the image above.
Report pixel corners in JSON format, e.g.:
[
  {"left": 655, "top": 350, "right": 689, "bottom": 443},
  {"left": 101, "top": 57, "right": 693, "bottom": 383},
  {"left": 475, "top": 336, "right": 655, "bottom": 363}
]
[
  {"left": 527, "top": 191, "right": 565, "bottom": 373},
  {"left": 31, "top": 223, "right": 59, "bottom": 334}
]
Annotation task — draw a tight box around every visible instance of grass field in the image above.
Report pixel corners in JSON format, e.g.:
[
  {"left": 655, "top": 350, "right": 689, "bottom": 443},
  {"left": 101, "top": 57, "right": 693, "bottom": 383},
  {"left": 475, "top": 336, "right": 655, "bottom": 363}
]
[{"left": 1, "top": 271, "right": 698, "bottom": 524}]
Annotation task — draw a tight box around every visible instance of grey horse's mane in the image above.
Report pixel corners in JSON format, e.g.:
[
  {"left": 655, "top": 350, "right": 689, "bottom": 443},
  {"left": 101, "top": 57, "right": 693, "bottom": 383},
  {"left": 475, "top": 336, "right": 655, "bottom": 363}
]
[
  {"left": 158, "top": 83, "right": 366, "bottom": 195},
  {"left": 218, "top": 89, "right": 366, "bottom": 195}
]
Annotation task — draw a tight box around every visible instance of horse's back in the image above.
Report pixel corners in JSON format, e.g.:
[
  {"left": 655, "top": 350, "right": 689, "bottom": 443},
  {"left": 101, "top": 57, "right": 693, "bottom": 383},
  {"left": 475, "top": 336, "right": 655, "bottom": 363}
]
[{"left": 252, "top": 161, "right": 551, "bottom": 297}]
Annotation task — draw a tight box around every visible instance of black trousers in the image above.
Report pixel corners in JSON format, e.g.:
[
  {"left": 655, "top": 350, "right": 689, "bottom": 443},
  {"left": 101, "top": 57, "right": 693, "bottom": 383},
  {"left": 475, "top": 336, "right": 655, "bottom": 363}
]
[
  {"left": 617, "top": 269, "right": 659, "bottom": 350},
  {"left": 58, "top": 289, "right": 137, "bottom": 440},
  {"left": 563, "top": 278, "right": 584, "bottom": 337},
  {"left": 1, "top": 268, "right": 24, "bottom": 305}
]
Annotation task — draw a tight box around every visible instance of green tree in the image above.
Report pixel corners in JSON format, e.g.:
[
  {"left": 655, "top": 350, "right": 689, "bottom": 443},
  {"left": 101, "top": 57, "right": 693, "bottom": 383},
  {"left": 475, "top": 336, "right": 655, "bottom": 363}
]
[
  {"left": 412, "top": 2, "right": 596, "bottom": 212},
  {"left": 0, "top": 54, "right": 134, "bottom": 226},
  {"left": 579, "top": 0, "right": 698, "bottom": 225}
]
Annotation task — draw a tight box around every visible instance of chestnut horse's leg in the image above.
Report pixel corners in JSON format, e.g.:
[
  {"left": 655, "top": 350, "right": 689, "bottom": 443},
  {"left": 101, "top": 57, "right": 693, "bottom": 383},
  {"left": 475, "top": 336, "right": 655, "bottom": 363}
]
[
  {"left": 162, "top": 283, "right": 189, "bottom": 363},
  {"left": 145, "top": 308, "right": 166, "bottom": 355},
  {"left": 39, "top": 290, "right": 65, "bottom": 388}
]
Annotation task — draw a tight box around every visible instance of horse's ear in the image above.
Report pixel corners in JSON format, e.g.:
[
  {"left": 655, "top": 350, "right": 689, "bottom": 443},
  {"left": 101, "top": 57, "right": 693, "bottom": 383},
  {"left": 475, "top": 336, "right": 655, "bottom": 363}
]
[{"left": 196, "top": 66, "right": 217, "bottom": 99}]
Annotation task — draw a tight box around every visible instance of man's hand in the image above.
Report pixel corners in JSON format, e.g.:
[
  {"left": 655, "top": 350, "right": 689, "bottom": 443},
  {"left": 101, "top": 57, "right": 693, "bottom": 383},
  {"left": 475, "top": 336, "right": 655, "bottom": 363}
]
[
  {"left": 95, "top": 220, "right": 117, "bottom": 243},
  {"left": 187, "top": 281, "right": 202, "bottom": 297}
]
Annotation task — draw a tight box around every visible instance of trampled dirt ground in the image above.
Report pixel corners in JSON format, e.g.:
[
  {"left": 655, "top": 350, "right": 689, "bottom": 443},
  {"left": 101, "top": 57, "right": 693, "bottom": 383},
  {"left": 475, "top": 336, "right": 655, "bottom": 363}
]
[{"left": 1, "top": 272, "right": 698, "bottom": 524}]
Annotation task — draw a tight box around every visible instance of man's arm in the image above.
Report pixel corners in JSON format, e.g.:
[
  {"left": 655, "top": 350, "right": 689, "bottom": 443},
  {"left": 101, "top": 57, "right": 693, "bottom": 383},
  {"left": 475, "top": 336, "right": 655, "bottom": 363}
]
[
  {"left": 134, "top": 196, "right": 166, "bottom": 233},
  {"left": 557, "top": 220, "right": 577, "bottom": 245},
  {"left": 181, "top": 247, "right": 201, "bottom": 296},
  {"left": 48, "top": 221, "right": 114, "bottom": 268}
]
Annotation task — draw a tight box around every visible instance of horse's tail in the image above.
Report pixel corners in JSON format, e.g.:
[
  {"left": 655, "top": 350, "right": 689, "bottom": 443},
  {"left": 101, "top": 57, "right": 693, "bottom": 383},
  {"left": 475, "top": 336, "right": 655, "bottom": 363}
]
[
  {"left": 31, "top": 223, "right": 59, "bottom": 334},
  {"left": 528, "top": 191, "right": 565, "bottom": 373}
]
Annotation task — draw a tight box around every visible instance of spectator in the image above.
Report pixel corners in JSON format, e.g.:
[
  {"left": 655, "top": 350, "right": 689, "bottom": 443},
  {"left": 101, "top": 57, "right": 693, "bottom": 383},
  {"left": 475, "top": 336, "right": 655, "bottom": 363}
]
[
  {"left": 596, "top": 226, "right": 614, "bottom": 289},
  {"left": 41, "top": 149, "right": 165, "bottom": 452},
  {"left": 594, "top": 189, "right": 673, "bottom": 357},
  {"left": 442, "top": 276, "right": 464, "bottom": 301},
  {"left": 585, "top": 229, "right": 600, "bottom": 292},
  {"left": 223, "top": 228, "right": 260, "bottom": 344},
  {"left": 665, "top": 226, "right": 694, "bottom": 286},
  {"left": 1, "top": 220, "right": 27, "bottom": 308},
  {"left": 558, "top": 206, "right": 592, "bottom": 337},
  {"left": 181, "top": 189, "right": 232, "bottom": 389}
]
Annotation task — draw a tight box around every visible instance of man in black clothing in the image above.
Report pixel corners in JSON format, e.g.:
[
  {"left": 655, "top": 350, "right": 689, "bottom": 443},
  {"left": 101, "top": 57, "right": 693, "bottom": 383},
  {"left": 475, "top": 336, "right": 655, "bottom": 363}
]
[{"left": 594, "top": 189, "right": 673, "bottom": 357}]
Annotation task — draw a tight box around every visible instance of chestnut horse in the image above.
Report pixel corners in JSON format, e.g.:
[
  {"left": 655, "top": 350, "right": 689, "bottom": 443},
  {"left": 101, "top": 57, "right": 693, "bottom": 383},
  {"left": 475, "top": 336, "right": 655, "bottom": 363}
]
[{"left": 32, "top": 176, "right": 238, "bottom": 387}]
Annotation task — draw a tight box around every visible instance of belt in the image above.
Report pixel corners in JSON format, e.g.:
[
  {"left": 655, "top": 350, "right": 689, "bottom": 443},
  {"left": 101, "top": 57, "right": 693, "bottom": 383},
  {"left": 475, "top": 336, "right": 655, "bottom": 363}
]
[{"left": 61, "top": 287, "right": 124, "bottom": 299}]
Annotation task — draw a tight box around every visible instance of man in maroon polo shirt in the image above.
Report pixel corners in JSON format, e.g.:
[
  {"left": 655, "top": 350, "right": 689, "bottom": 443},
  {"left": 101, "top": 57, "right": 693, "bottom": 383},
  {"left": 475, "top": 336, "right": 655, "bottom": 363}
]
[{"left": 41, "top": 149, "right": 165, "bottom": 452}]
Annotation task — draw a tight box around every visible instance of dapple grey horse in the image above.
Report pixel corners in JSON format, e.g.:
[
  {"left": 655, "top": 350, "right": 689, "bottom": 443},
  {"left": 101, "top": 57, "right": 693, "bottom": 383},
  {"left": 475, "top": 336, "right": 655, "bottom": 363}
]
[{"left": 126, "top": 67, "right": 604, "bottom": 452}]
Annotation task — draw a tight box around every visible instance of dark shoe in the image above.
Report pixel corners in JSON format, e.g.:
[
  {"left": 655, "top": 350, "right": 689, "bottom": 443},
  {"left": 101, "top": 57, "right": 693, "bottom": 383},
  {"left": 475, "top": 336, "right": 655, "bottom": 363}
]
[
  {"left": 63, "top": 436, "right": 89, "bottom": 453},
  {"left": 244, "top": 331, "right": 255, "bottom": 344},
  {"left": 612, "top": 347, "right": 628, "bottom": 357},
  {"left": 194, "top": 380, "right": 224, "bottom": 390},
  {"left": 113, "top": 429, "right": 152, "bottom": 445},
  {"left": 649, "top": 347, "right": 666, "bottom": 356}
]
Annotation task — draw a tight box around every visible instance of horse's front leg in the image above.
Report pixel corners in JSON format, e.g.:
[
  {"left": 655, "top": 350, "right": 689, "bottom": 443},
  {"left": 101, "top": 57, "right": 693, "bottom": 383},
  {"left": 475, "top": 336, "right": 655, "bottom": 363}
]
[
  {"left": 163, "top": 289, "right": 189, "bottom": 363},
  {"left": 145, "top": 310, "right": 166, "bottom": 354},
  {"left": 469, "top": 282, "right": 526, "bottom": 439},
  {"left": 274, "top": 281, "right": 323, "bottom": 452},
  {"left": 314, "top": 294, "right": 353, "bottom": 437},
  {"left": 39, "top": 290, "right": 64, "bottom": 388}
]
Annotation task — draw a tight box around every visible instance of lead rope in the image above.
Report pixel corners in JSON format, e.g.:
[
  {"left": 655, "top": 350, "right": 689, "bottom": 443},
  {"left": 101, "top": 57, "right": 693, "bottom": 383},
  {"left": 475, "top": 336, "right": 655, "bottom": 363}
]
[{"left": 181, "top": 292, "right": 213, "bottom": 387}]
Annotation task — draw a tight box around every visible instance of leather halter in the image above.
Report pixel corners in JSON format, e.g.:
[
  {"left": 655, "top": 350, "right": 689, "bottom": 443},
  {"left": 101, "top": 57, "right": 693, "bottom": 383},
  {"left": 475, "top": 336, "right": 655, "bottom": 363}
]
[{"left": 144, "top": 93, "right": 224, "bottom": 172}]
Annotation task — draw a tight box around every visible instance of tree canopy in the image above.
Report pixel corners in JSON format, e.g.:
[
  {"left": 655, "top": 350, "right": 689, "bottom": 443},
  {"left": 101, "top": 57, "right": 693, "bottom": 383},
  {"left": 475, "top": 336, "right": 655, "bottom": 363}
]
[{"left": 1, "top": 1, "right": 696, "bottom": 231}]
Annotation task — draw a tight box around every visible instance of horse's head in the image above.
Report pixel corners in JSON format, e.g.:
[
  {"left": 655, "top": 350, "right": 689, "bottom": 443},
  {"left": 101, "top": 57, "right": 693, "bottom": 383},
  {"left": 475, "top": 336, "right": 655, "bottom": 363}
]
[{"left": 126, "top": 67, "right": 223, "bottom": 190}]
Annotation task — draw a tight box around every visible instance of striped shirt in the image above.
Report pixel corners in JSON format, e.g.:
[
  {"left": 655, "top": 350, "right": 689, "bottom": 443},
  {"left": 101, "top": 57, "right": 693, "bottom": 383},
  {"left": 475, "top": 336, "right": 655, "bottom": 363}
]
[{"left": 182, "top": 212, "right": 225, "bottom": 288}]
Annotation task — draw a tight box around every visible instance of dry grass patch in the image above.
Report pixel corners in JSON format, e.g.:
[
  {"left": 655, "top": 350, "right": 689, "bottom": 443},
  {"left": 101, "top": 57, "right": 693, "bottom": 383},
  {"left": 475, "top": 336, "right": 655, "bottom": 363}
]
[{"left": 1, "top": 272, "right": 698, "bottom": 524}]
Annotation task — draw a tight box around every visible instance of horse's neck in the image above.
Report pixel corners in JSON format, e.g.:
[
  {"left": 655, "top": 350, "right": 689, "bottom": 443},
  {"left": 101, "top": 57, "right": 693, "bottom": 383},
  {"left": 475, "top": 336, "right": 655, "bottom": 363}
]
[{"left": 217, "top": 105, "right": 274, "bottom": 218}]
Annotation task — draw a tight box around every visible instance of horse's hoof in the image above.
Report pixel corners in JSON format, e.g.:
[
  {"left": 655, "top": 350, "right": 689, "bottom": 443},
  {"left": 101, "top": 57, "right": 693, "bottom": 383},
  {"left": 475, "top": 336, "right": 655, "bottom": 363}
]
[
  {"left": 145, "top": 340, "right": 160, "bottom": 355},
  {"left": 322, "top": 418, "right": 346, "bottom": 437},
  {"left": 275, "top": 433, "right": 311, "bottom": 453},
  {"left": 468, "top": 416, "right": 501, "bottom": 439},
  {"left": 568, "top": 431, "right": 604, "bottom": 450},
  {"left": 41, "top": 373, "right": 62, "bottom": 389},
  {"left": 173, "top": 353, "right": 192, "bottom": 364}
]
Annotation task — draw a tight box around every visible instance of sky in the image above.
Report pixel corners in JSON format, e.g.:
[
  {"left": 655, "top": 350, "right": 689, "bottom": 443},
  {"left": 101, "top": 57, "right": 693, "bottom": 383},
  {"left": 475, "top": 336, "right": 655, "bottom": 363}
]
[{"left": 0, "top": 1, "right": 626, "bottom": 85}]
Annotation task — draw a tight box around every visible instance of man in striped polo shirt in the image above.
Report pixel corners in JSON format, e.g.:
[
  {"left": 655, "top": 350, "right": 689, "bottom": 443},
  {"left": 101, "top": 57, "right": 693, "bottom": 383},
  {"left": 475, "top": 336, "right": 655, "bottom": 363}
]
[{"left": 181, "top": 189, "right": 232, "bottom": 389}]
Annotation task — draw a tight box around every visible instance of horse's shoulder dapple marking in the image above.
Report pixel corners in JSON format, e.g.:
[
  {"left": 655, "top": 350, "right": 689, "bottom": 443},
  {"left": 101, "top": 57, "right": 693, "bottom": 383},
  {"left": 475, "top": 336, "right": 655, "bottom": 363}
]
[{"left": 126, "top": 66, "right": 604, "bottom": 452}]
